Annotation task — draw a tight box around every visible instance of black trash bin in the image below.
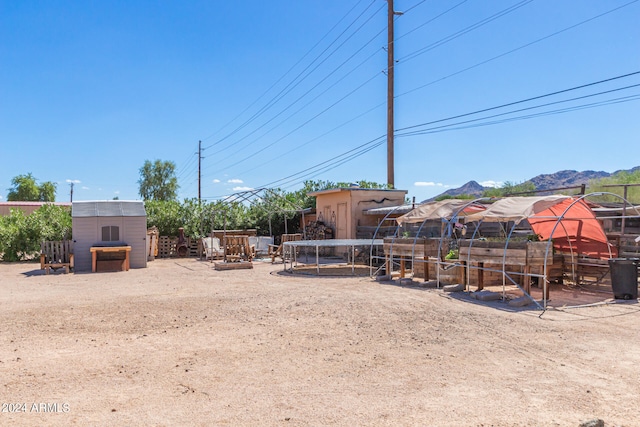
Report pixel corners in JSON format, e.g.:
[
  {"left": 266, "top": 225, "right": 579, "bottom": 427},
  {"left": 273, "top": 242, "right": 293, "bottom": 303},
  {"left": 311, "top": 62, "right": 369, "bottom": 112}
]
[{"left": 608, "top": 258, "right": 639, "bottom": 300}]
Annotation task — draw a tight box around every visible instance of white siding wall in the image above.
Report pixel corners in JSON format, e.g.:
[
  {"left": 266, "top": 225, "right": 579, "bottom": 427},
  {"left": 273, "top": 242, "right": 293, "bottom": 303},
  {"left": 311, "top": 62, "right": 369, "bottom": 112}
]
[
  {"left": 72, "top": 217, "right": 98, "bottom": 272},
  {"left": 124, "top": 217, "right": 147, "bottom": 269},
  {"left": 72, "top": 216, "right": 147, "bottom": 271}
]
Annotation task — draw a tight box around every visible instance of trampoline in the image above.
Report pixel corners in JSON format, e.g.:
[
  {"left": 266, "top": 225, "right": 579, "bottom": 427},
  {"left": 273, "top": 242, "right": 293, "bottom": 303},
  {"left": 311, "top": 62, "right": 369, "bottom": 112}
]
[{"left": 283, "top": 239, "right": 383, "bottom": 275}]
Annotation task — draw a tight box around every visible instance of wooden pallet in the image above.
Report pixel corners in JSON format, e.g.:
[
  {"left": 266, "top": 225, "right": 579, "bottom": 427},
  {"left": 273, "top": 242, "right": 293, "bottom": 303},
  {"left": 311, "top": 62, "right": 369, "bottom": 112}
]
[
  {"left": 214, "top": 261, "right": 253, "bottom": 270},
  {"left": 158, "top": 236, "right": 178, "bottom": 258},
  {"left": 41, "top": 240, "right": 74, "bottom": 274},
  {"left": 188, "top": 239, "right": 199, "bottom": 258}
]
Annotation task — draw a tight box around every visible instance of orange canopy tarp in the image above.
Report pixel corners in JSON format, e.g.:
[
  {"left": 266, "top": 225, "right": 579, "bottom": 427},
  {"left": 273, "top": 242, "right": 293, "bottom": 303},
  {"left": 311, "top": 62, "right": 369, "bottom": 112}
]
[
  {"left": 464, "top": 196, "right": 615, "bottom": 259},
  {"left": 527, "top": 198, "right": 615, "bottom": 259}
]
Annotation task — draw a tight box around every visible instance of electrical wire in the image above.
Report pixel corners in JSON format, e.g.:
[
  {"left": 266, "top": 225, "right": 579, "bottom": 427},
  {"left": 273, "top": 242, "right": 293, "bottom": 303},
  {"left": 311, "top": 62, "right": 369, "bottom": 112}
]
[
  {"left": 200, "top": 2, "right": 638, "bottom": 196},
  {"left": 206, "top": 0, "right": 634, "bottom": 177},
  {"left": 200, "top": 85, "right": 639, "bottom": 198},
  {"left": 277, "top": 93, "right": 640, "bottom": 191},
  {"left": 397, "top": 93, "right": 640, "bottom": 138},
  {"left": 202, "top": 0, "right": 380, "bottom": 151},
  {"left": 396, "top": 0, "right": 470, "bottom": 43},
  {"left": 208, "top": 72, "right": 383, "bottom": 174},
  {"left": 397, "top": 0, "right": 640, "bottom": 98},
  {"left": 402, "top": 0, "right": 429, "bottom": 15},
  {"left": 397, "top": 71, "right": 640, "bottom": 133},
  {"left": 202, "top": 20, "right": 387, "bottom": 172},
  {"left": 398, "top": 0, "right": 534, "bottom": 63},
  {"left": 233, "top": 100, "right": 387, "bottom": 178},
  {"left": 235, "top": 77, "right": 640, "bottom": 193}
]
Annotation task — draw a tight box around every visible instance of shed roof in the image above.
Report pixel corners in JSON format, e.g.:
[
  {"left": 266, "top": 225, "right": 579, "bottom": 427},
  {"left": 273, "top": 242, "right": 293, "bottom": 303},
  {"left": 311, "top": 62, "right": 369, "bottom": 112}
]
[
  {"left": 72, "top": 201, "right": 146, "bottom": 218},
  {"left": 363, "top": 204, "right": 414, "bottom": 216},
  {"left": 308, "top": 187, "right": 407, "bottom": 197}
]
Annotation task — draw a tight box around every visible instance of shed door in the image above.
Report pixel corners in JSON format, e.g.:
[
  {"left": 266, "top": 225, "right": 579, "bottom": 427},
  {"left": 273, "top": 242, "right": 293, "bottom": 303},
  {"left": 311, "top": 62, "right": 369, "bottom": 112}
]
[{"left": 336, "top": 202, "right": 348, "bottom": 240}]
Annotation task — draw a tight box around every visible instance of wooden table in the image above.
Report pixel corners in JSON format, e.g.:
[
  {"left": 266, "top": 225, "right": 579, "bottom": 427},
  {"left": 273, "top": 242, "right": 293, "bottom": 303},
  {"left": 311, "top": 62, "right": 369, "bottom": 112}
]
[{"left": 90, "top": 246, "right": 131, "bottom": 272}]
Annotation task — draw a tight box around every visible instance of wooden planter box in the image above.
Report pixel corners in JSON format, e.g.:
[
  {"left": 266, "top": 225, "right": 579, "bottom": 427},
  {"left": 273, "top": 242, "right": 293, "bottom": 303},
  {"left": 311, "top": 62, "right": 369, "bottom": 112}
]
[
  {"left": 458, "top": 240, "right": 552, "bottom": 266},
  {"left": 383, "top": 238, "right": 450, "bottom": 279},
  {"left": 457, "top": 240, "right": 561, "bottom": 292}
]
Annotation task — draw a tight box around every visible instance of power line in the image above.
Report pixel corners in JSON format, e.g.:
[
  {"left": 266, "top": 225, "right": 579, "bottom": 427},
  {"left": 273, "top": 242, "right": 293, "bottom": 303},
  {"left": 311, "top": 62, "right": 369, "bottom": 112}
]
[
  {"left": 203, "top": 1, "right": 639, "bottom": 195},
  {"left": 233, "top": 75, "right": 640, "bottom": 193},
  {"left": 207, "top": 72, "right": 383, "bottom": 174},
  {"left": 398, "top": 0, "right": 534, "bottom": 63},
  {"left": 275, "top": 92, "right": 640, "bottom": 191},
  {"left": 397, "top": 91, "right": 640, "bottom": 138},
  {"left": 208, "top": 0, "right": 638, "bottom": 179},
  {"left": 255, "top": 135, "right": 386, "bottom": 189},
  {"left": 231, "top": 100, "right": 387, "bottom": 179},
  {"left": 396, "top": 0, "right": 469, "bottom": 43},
  {"left": 201, "top": 0, "right": 380, "bottom": 151},
  {"left": 397, "top": 0, "right": 640, "bottom": 98},
  {"left": 398, "top": 94, "right": 640, "bottom": 138},
  {"left": 397, "top": 71, "right": 640, "bottom": 133},
  {"left": 202, "top": 30, "right": 386, "bottom": 173}
]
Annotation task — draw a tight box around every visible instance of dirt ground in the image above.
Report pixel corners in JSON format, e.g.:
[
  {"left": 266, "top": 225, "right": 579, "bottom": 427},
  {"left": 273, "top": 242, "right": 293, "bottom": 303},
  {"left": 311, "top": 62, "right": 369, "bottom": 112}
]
[{"left": 1, "top": 258, "right": 639, "bottom": 427}]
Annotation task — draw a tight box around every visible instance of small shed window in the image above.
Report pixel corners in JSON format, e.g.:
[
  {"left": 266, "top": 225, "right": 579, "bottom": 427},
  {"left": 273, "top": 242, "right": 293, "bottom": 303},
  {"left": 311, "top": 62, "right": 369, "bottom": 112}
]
[{"left": 101, "top": 226, "right": 120, "bottom": 242}]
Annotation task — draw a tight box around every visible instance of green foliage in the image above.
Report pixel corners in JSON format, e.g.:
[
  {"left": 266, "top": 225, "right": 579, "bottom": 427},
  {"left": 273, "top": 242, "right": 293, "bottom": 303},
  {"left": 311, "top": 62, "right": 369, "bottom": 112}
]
[
  {"left": 138, "top": 159, "right": 179, "bottom": 201},
  {"left": 483, "top": 181, "right": 536, "bottom": 198},
  {"left": 145, "top": 199, "right": 254, "bottom": 239},
  {"left": 335, "top": 180, "right": 392, "bottom": 190},
  {"left": 7, "top": 173, "right": 57, "bottom": 201},
  {"left": 0, "top": 205, "right": 71, "bottom": 261},
  {"left": 588, "top": 169, "right": 640, "bottom": 203},
  {"left": 445, "top": 249, "right": 459, "bottom": 260},
  {"left": 145, "top": 200, "right": 183, "bottom": 236},
  {"left": 143, "top": 179, "right": 393, "bottom": 239},
  {"left": 0, "top": 209, "right": 27, "bottom": 261},
  {"left": 291, "top": 179, "right": 391, "bottom": 209},
  {"left": 434, "top": 194, "right": 475, "bottom": 201}
]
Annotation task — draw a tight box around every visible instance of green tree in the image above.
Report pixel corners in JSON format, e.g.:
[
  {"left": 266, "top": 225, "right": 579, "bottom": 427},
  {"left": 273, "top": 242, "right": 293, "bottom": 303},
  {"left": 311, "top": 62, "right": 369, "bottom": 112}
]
[
  {"left": 138, "top": 160, "right": 179, "bottom": 201},
  {"left": 336, "top": 180, "right": 391, "bottom": 190},
  {"left": 0, "top": 204, "right": 71, "bottom": 261},
  {"left": 7, "top": 173, "right": 57, "bottom": 201},
  {"left": 145, "top": 200, "right": 183, "bottom": 236}
]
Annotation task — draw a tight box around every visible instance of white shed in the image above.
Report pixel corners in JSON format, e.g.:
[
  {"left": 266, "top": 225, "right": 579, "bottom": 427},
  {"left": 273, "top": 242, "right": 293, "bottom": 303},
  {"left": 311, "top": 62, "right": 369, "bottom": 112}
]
[{"left": 72, "top": 201, "right": 147, "bottom": 272}]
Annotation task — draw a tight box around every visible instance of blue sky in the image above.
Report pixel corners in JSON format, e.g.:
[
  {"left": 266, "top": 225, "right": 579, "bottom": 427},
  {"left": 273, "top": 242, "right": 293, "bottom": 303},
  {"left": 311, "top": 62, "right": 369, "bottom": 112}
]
[{"left": 1, "top": 0, "right": 639, "bottom": 203}]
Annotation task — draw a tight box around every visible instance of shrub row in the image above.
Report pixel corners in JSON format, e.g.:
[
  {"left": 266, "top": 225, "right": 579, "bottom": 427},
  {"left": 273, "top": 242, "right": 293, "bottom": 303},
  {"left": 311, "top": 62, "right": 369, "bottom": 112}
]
[{"left": 0, "top": 204, "right": 72, "bottom": 261}]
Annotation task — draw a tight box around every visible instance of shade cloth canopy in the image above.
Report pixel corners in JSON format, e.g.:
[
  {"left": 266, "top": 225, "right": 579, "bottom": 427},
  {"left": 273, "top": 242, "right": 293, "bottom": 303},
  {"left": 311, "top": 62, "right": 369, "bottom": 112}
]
[
  {"left": 396, "top": 199, "right": 486, "bottom": 225},
  {"left": 463, "top": 196, "right": 569, "bottom": 224},
  {"left": 464, "top": 196, "right": 614, "bottom": 259}
]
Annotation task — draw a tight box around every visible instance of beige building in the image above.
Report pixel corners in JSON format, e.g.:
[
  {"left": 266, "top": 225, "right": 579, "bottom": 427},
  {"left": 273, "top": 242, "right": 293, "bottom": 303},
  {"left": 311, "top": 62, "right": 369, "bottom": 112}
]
[
  {"left": 0, "top": 201, "right": 71, "bottom": 216},
  {"left": 308, "top": 187, "right": 407, "bottom": 240}
]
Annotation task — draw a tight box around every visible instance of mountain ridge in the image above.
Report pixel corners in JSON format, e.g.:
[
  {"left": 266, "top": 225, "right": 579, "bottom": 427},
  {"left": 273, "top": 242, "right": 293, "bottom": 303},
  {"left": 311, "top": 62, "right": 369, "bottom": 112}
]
[{"left": 429, "top": 166, "right": 640, "bottom": 201}]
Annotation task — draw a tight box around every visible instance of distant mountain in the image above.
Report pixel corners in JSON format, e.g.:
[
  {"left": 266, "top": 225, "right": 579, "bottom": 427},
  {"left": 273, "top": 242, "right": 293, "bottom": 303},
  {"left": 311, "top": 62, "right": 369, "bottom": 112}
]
[
  {"left": 428, "top": 167, "right": 639, "bottom": 201},
  {"left": 433, "top": 180, "right": 486, "bottom": 200},
  {"left": 528, "top": 169, "right": 609, "bottom": 190}
]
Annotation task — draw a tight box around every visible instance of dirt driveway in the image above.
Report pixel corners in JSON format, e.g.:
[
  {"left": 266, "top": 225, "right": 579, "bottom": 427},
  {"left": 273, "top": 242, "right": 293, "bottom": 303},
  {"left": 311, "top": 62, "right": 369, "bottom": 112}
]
[{"left": 1, "top": 259, "right": 639, "bottom": 426}]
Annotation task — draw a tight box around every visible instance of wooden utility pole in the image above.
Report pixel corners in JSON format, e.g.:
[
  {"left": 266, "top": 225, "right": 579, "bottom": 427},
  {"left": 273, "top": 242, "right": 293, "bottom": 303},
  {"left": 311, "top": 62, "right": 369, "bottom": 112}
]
[
  {"left": 198, "top": 140, "right": 202, "bottom": 202},
  {"left": 387, "top": 0, "right": 395, "bottom": 188}
]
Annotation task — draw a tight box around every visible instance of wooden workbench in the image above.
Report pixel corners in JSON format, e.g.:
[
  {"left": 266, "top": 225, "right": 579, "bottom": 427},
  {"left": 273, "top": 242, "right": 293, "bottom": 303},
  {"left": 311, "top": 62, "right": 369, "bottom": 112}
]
[{"left": 90, "top": 246, "right": 131, "bottom": 272}]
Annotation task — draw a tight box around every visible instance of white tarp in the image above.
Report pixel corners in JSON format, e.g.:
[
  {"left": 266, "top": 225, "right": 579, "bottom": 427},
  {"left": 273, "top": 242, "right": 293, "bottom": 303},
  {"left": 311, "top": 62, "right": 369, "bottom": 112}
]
[
  {"left": 396, "top": 199, "right": 485, "bottom": 225},
  {"left": 463, "top": 195, "right": 570, "bottom": 224}
]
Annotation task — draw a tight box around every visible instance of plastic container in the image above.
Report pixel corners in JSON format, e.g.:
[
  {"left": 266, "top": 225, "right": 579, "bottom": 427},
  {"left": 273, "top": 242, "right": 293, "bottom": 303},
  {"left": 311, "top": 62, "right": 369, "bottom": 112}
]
[{"left": 608, "top": 258, "right": 639, "bottom": 300}]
